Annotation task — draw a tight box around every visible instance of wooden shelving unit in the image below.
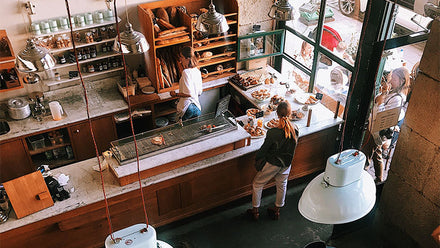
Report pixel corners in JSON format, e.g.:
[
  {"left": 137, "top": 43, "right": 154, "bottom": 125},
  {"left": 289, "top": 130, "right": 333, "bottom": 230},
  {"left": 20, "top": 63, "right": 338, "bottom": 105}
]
[
  {"left": 0, "top": 30, "right": 23, "bottom": 92},
  {"left": 138, "top": 0, "right": 239, "bottom": 94}
]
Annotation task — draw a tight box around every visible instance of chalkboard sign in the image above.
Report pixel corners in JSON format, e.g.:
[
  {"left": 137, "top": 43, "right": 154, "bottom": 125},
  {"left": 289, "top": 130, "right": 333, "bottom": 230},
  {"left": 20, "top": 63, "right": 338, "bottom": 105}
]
[
  {"left": 255, "top": 111, "right": 264, "bottom": 118},
  {"left": 316, "top": 93, "right": 323, "bottom": 100},
  {"left": 215, "top": 95, "right": 231, "bottom": 117}
]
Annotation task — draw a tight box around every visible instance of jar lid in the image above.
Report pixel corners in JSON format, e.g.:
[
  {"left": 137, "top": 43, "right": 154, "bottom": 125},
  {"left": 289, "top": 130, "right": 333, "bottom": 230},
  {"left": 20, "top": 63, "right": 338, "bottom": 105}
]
[{"left": 7, "top": 98, "right": 29, "bottom": 109}]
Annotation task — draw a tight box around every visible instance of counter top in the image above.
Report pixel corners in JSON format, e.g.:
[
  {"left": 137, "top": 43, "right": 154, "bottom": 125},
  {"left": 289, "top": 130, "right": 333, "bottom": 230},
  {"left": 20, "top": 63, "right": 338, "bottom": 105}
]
[{"left": 0, "top": 75, "right": 230, "bottom": 142}]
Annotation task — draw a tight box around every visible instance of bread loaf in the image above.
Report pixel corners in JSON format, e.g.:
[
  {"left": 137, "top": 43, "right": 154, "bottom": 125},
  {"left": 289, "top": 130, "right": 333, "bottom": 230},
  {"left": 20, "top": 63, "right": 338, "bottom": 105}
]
[
  {"left": 156, "top": 8, "right": 169, "bottom": 23},
  {"left": 157, "top": 18, "right": 175, "bottom": 30},
  {"left": 158, "top": 26, "right": 187, "bottom": 37}
]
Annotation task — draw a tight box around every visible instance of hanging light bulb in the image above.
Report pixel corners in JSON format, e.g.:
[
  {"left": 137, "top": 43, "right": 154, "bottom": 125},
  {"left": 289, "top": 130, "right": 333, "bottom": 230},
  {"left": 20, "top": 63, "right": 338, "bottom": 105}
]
[
  {"left": 16, "top": 39, "right": 56, "bottom": 73},
  {"left": 113, "top": 23, "right": 149, "bottom": 54},
  {"left": 268, "top": 0, "right": 294, "bottom": 21},
  {"left": 113, "top": 0, "right": 149, "bottom": 54},
  {"left": 298, "top": 149, "right": 376, "bottom": 224},
  {"left": 195, "top": 0, "right": 229, "bottom": 35}
]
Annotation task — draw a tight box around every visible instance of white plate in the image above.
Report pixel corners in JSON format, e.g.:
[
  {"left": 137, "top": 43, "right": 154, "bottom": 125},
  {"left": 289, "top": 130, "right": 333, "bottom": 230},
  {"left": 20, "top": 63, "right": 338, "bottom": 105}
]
[
  {"left": 295, "top": 93, "right": 320, "bottom": 105},
  {"left": 251, "top": 132, "right": 266, "bottom": 139},
  {"left": 290, "top": 109, "right": 306, "bottom": 121},
  {"left": 264, "top": 119, "right": 279, "bottom": 129}
]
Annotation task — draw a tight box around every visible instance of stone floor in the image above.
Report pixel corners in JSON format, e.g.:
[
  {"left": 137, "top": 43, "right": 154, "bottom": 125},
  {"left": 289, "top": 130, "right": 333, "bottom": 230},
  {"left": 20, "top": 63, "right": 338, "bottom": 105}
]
[{"left": 156, "top": 174, "right": 392, "bottom": 248}]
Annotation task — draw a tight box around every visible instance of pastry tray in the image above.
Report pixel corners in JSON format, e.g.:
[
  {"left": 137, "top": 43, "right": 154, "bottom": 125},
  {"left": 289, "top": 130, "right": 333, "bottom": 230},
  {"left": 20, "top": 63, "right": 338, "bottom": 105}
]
[{"left": 110, "top": 111, "right": 237, "bottom": 165}]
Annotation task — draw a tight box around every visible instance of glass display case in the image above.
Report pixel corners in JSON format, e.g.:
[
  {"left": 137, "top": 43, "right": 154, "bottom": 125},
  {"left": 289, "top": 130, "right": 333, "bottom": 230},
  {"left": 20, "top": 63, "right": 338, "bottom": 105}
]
[
  {"left": 237, "top": 29, "right": 285, "bottom": 62},
  {"left": 110, "top": 111, "right": 238, "bottom": 165}
]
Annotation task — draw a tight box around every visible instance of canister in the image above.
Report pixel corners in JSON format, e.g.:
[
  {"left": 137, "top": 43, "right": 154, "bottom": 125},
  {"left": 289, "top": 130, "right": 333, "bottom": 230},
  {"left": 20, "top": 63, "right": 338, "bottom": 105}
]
[
  {"left": 30, "top": 22, "right": 41, "bottom": 35},
  {"left": 75, "top": 15, "right": 85, "bottom": 27},
  {"left": 104, "top": 9, "right": 114, "bottom": 21},
  {"left": 94, "top": 11, "right": 104, "bottom": 23},
  {"left": 85, "top": 12, "right": 94, "bottom": 25},
  {"left": 58, "top": 17, "right": 69, "bottom": 30},
  {"left": 69, "top": 17, "right": 76, "bottom": 28},
  {"left": 49, "top": 19, "right": 58, "bottom": 32},
  {"left": 40, "top": 21, "right": 50, "bottom": 34},
  {"left": 7, "top": 98, "right": 31, "bottom": 120}
]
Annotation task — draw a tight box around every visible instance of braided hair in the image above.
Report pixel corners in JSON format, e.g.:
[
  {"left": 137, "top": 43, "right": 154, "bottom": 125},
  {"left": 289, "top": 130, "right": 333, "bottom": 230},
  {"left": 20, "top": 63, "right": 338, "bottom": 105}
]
[{"left": 277, "top": 101, "right": 296, "bottom": 139}]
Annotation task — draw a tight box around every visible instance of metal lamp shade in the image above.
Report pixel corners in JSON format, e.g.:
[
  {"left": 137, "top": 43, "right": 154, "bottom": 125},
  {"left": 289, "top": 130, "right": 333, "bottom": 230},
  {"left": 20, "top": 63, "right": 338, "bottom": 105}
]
[
  {"left": 16, "top": 39, "right": 56, "bottom": 73},
  {"left": 298, "top": 149, "right": 376, "bottom": 224},
  {"left": 195, "top": 2, "right": 229, "bottom": 35},
  {"left": 268, "top": 0, "right": 294, "bottom": 21},
  {"left": 113, "top": 23, "right": 149, "bottom": 54}
]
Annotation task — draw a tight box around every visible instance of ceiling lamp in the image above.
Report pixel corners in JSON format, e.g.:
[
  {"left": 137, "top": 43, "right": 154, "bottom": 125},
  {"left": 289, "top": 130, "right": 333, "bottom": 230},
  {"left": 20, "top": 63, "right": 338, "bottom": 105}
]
[
  {"left": 16, "top": 39, "right": 56, "bottom": 73},
  {"left": 195, "top": 0, "right": 229, "bottom": 35},
  {"left": 113, "top": 23, "right": 149, "bottom": 54},
  {"left": 268, "top": 0, "right": 294, "bottom": 21},
  {"left": 113, "top": 0, "right": 149, "bottom": 55},
  {"left": 298, "top": 149, "right": 376, "bottom": 224}
]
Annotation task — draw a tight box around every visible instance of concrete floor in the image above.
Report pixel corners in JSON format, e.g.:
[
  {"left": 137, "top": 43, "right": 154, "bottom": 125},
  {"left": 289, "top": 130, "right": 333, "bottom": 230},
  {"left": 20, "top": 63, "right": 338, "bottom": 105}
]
[{"left": 156, "top": 174, "right": 392, "bottom": 248}]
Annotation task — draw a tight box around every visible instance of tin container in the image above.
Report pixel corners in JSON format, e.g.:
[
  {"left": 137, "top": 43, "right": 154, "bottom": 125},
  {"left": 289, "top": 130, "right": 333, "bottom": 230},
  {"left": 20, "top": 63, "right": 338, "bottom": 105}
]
[{"left": 7, "top": 98, "right": 31, "bottom": 120}]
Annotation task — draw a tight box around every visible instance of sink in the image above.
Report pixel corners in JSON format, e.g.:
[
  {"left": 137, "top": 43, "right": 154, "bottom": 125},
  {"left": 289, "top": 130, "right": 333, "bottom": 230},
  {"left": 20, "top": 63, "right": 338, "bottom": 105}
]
[{"left": 0, "top": 120, "right": 10, "bottom": 135}]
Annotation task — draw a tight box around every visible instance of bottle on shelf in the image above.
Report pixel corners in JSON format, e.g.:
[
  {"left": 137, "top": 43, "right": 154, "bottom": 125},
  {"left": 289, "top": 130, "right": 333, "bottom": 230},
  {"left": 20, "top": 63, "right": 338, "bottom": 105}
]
[
  {"left": 90, "top": 46, "right": 97, "bottom": 58},
  {"left": 103, "top": 61, "right": 108, "bottom": 70},
  {"left": 59, "top": 54, "right": 66, "bottom": 64},
  {"left": 88, "top": 64, "right": 95, "bottom": 73},
  {"left": 97, "top": 63, "right": 103, "bottom": 72},
  {"left": 102, "top": 43, "right": 108, "bottom": 53}
]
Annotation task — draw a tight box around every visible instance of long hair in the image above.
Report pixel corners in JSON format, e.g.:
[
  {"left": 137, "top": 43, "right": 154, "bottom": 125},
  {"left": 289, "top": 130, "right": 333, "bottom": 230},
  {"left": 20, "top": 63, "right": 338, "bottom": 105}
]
[
  {"left": 277, "top": 101, "right": 296, "bottom": 139},
  {"left": 390, "top": 67, "right": 410, "bottom": 95},
  {"left": 181, "top": 46, "right": 198, "bottom": 69}
]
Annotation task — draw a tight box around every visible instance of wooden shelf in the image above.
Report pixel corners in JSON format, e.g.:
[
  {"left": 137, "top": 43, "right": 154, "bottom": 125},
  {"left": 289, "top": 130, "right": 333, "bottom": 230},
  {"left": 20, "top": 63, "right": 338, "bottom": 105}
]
[
  {"left": 227, "top": 20, "right": 237, "bottom": 25},
  {"left": 29, "top": 143, "right": 71, "bottom": 156},
  {"left": 155, "top": 32, "right": 190, "bottom": 42},
  {"left": 223, "top": 13, "right": 238, "bottom": 18},
  {"left": 198, "top": 51, "right": 236, "bottom": 62},
  {"left": 31, "top": 18, "right": 120, "bottom": 39},
  {"left": 155, "top": 37, "right": 191, "bottom": 49},
  {"left": 52, "top": 52, "right": 121, "bottom": 69},
  {"left": 194, "top": 40, "right": 236, "bottom": 52},
  {"left": 198, "top": 55, "right": 236, "bottom": 68},
  {"left": 48, "top": 38, "right": 116, "bottom": 53},
  {"left": 158, "top": 82, "right": 179, "bottom": 93},
  {"left": 193, "top": 33, "right": 236, "bottom": 45},
  {"left": 155, "top": 104, "right": 177, "bottom": 118},
  {"left": 202, "top": 70, "right": 235, "bottom": 83},
  {"left": 45, "top": 67, "right": 123, "bottom": 86}
]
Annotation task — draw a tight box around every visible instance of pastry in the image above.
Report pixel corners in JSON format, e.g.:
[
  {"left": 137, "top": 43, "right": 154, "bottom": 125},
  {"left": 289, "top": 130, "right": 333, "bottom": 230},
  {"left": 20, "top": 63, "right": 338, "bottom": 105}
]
[
  {"left": 151, "top": 136, "right": 164, "bottom": 145},
  {"left": 266, "top": 118, "right": 279, "bottom": 129},
  {"left": 290, "top": 110, "right": 305, "bottom": 120}
]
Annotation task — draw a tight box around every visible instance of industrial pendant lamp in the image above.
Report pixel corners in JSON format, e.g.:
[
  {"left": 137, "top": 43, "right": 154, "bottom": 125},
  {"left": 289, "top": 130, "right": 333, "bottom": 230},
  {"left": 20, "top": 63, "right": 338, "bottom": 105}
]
[
  {"left": 16, "top": 39, "right": 56, "bottom": 73},
  {"left": 195, "top": 0, "right": 229, "bottom": 35},
  {"left": 298, "top": 149, "right": 376, "bottom": 224},
  {"left": 268, "top": 0, "right": 294, "bottom": 21},
  {"left": 113, "top": 0, "right": 149, "bottom": 54}
]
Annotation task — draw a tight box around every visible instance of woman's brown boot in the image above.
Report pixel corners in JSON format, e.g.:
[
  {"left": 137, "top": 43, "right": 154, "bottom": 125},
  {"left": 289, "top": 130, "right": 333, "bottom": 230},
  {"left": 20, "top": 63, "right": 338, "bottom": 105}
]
[
  {"left": 246, "top": 207, "right": 259, "bottom": 220},
  {"left": 267, "top": 207, "right": 280, "bottom": 220}
]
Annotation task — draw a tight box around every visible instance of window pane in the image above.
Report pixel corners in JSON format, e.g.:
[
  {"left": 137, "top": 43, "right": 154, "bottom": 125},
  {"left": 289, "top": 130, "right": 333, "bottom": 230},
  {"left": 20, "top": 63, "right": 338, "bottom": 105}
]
[
  {"left": 313, "top": 52, "right": 352, "bottom": 117},
  {"left": 281, "top": 58, "right": 311, "bottom": 92},
  {"left": 393, "top": 5, "right": 432, "bottom": 37},
  {"left": 316, "top": 1, "right": 363, "bottom": 66},
  {"left": 286, "top": 0, "right": 322, "bottom": 41},
  {"left": 284, "top": 32, "right": 314, "bottom": 69}
]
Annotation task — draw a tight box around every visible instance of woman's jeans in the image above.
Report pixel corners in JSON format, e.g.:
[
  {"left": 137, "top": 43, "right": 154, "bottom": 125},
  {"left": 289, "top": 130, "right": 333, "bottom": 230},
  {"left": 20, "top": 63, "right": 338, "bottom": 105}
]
[{"left": 182, "top": 103, "right": 201, "bottom": 121}]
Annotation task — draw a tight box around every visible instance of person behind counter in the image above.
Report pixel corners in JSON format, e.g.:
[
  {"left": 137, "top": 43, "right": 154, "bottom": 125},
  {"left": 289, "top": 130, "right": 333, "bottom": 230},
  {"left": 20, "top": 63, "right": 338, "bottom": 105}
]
[
  {"left": 247, "top": 101, "right": 299, "bottom": 221},
  {"left": 170, "top": 46, "right": 203, "bottom": 121}
]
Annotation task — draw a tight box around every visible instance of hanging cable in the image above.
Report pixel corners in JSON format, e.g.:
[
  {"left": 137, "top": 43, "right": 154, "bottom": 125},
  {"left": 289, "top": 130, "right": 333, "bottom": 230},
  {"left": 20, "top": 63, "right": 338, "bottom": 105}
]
[
  {"left": 113, "top": 0, "right": 150, "bottom": 230},
  {"left": 64, "top": 0, "right": 115, "bottom": 241}
]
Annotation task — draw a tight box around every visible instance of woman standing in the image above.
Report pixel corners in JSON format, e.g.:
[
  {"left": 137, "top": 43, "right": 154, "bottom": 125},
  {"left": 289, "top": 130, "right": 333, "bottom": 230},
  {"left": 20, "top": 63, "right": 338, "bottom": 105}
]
[
  {"left": 170, "top": 46, "right": 203, "bottom": 121},
  {"left": 247, "top": 101, "right": 299, "bottom": 220},
  {"left": 368, "top": 67, "right": 410, "bottom": 182}
]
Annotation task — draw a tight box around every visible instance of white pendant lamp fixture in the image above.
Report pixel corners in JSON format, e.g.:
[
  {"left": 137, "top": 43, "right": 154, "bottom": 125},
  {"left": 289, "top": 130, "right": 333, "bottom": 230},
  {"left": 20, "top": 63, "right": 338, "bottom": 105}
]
[
  {"left": 16, "top": 39, "right": 56, "bottom": 73},
  {"left": 268, "top": 0, "right": 294, "bottom": 21},
  {"left": 105, "top": 224, "right": 172, "bottom": 248},
  {"left": 113, "top": 23, "right": 149, "bottom": 54},
  {"left": 298, "top": 149, "right": 376, "bottom": 224},
  {"left": 113, "top": 0, "right": 149, "bottom": 54},
  {"left": 195, "top": 0, "right": 229, "bottom": 35}
]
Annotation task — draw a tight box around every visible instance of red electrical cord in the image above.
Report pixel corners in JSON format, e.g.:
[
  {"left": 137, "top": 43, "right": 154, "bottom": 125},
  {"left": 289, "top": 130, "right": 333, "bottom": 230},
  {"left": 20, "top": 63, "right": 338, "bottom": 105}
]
[
  {"left": 64, "top": 0, "right": 115, "bottom": 241},
  {"left": 113, "top": 0, "right": 150, "bottom": 230},
  {"left": 64, "top": 0, "right": 150, "bottom": 242}
]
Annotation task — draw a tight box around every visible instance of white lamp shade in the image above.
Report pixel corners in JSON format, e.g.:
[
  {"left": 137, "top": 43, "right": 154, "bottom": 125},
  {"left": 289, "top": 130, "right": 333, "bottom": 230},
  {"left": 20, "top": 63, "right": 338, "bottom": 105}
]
[
  {"left": 298, "top": 150, "right": 376, "bottom": 224},
  {"left": 105, "top": 224, "right": 173, "bottom": 248}
]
